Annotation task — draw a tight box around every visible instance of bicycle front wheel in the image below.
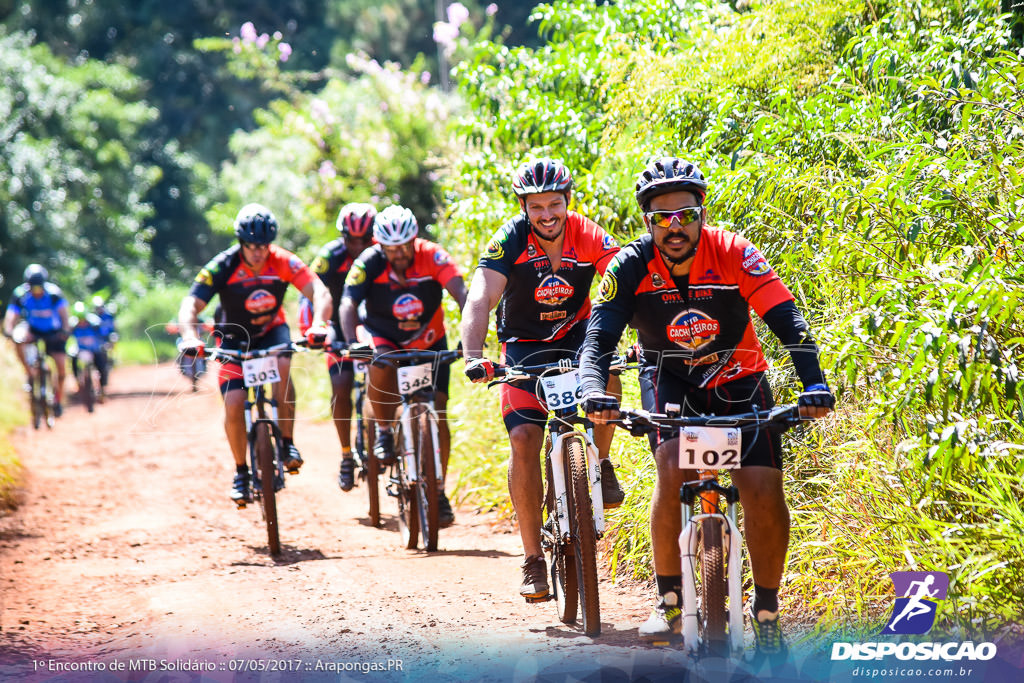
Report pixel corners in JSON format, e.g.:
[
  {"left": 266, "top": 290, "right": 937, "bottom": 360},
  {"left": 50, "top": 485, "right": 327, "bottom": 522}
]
[
  {"left": 565, "top": 436, "right": 600, "bottom": 636},
  {"left": 696, "top": 517, "right": 728, "bottom": 655},
  {"left": 545, "top": 452, "right": 578, "bottom": 624},
  {"left": 254, "top": 422, "right": 281, "bottom": 556},
  {"left": 412, "top": 405, "right": 439, "bottom": 552}
]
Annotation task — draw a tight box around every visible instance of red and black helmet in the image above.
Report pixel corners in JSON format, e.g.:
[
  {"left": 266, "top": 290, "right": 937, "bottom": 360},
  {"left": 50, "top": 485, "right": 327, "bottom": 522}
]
[
  {"left": 336, "top": 202, "right": 377, "bottom": 238},
  {"left": 635, "top": 157, "right": 707, "bottom": 210},
  {"left": 511, "top": 158, "right": 573, "bottom": 198}
]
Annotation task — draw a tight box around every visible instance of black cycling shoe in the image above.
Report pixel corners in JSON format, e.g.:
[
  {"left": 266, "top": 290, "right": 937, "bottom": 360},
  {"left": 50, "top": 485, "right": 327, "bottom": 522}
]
[
  {"left": 230, "top": 472, "right": 252, "bottom": 506},
  {"left": 438, "top": 491, "right": 455, "bottom": 527},
  {"left": 338, "top": 457, "right": 356, "bottom": 491},
  {"left": 281, "top": 443, "right": 303, "bottom": 474},
  {"left": 374, "top": 428, "right": 396, "bottom": 465},
  {"left": 600, "top": 459, "right": 625, "bottom": 509},
  {"left": 53, "top": 401, "right": 63, "bottom": 418}
]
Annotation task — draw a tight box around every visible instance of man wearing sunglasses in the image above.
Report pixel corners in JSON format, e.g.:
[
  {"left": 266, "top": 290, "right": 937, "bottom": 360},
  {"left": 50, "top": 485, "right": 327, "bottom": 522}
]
[
  {"left": 579, "top": 157, "right": 834, "bottom": 656},
  {"left": 460, "top": 158, "right": 625, "bottom": 602},
  {"left": 301, "top": 203, "right": 377, "bottom": 493},
  {"left": 3, "top": 264, "right": 71, "bottom": 417},
  {"left": 177, "top": 203, "right": 333, "bottom": 506}
]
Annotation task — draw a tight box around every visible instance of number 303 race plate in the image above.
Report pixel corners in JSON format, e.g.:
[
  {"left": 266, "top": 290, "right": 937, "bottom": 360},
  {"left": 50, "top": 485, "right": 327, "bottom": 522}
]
[
  {"left": 242, "top": 356, "right": 281, "bottom": 387},
  {"left": 678, "top": 426, "right": 742, "bottom": 469}
]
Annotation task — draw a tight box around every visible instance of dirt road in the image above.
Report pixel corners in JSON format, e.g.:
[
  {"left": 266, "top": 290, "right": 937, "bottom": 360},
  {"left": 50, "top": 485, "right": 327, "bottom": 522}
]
[{"left": 0, "top": 362, "right": 719, "bottom": 681}]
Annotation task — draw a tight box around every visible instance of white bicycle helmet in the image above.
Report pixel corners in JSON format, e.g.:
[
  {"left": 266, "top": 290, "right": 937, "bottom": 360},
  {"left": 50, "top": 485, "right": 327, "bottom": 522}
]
[{"left": 372, "top": 205, "right": 418, "bottom": 246}]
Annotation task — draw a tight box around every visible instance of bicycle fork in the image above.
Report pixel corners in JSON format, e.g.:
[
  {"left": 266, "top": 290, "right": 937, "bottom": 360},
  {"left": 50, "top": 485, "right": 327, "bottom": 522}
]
[
  {"left": 397, "top": 402, "right": 443, "bottom": 489},
  {"left": 679, "top": 478, "right": 743, "bottom": 654},
  {"left": 548, "top": 431, "right": 606, "bottom": 541}
]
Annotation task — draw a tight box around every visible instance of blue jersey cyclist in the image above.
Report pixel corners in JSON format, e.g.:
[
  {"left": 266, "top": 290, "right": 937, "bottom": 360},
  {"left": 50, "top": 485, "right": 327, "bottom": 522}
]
[
  {"left": 3, "top": 264, "right": 71, "bottom": 417},
  {"left": 580, "top": 157, "right": 835, "bottom": 655},
  {"left": 177, "top": 203, "right": 333, "bottom": 506},
  {"left": 340, "top": 205, "right": 468, "bottom": 527},
  {"left": 69, "top": 301, "right": 111, "bottom": 398},
  {"left": 460, "top": 158, "right": 625, "bottom": 602}
]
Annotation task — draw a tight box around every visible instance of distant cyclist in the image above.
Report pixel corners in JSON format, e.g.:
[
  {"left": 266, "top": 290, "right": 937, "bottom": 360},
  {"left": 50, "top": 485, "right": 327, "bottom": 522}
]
[
  {"left": 177, "top": 203, "right": 333, "bottom": 505},
  {"left": 340, "top": 205, "right": 467, "bottom": 527},
  {"left": 3, "top": 264, "right": 71, "bottom": 417},
  {"left": 69, "top": 301, "right": 110, "bottom": 399},
  {"left": 304, "top": 203, "right": 377, "bottom": 492},
  {"left": 460, "top": 158, "right": 624, "bottom": 601},
  {"left": 580, "top": 157, "right": 834, "bottom": 654}
]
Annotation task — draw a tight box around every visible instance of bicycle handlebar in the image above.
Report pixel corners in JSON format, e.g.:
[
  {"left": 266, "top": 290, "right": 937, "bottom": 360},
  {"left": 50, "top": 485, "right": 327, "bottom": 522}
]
[
  {"left": 610, "top": 404, "right": 802, "bottom": 437},
  {"left": 489, "top": 355, "right": 637, "bottom": 385},
  {"left": 205, "top": 340, "right": 308, "bottom": 362}
]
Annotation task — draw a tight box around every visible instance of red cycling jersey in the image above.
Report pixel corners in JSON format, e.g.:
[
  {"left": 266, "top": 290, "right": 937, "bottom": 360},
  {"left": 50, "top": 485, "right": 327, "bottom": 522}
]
[
  {"left": 189, "top": 244, "right": 314, "bottom": 341},
  {"left": 342, "top": 239, "right": 462, "bottom": 350}
]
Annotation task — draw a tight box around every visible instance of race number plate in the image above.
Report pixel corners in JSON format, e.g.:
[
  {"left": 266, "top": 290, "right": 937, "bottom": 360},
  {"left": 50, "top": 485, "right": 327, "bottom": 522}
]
[
  {"left": 678, "top": 426, "right": 742, "bottom": 469},
  {"left": 242, "top": 356, "right": 280, "bottom": 387},
  {"left": 398, "top": 363, "right": 433, "bottom": 394},
  {"left": 540, "top": 370, "right": 583, "bottom": 410},
  {"left": 77, "top": 350, "right": 94, "bottom": 363}
]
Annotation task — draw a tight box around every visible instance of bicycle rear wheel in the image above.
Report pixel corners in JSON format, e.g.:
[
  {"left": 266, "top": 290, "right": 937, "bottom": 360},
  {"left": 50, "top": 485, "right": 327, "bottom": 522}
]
[
  {"left": 357, "top": 409, "right": 381, "bottom": 528},
  {"left": 40, "top": 359, "right": 54, "bottom": 429},
  {"left": 30, "top": 375, "right": 42, "bottom": 430},
  {"left": 254, "top": 422, "right": 281, "bottom": 556},
  {"left": 545, "top": 452, "right": 578, "bottom": 624},
  {"left": 696, "top": 517, "right": 728, "bottom": 655},
  {"left": 413, "top": 405, "right": 439, "bottom": 552},
  {"left": 566, "top": 436, "right": 600, "bottom": 636}
]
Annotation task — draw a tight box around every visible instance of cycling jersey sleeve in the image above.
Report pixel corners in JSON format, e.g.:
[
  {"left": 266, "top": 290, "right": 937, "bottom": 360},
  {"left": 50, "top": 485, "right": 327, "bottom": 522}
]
[
  {"left": 579, "top": 251, "right": 636, "bottom": 397},
  {"left": 727, "top": 234, "right": 793, "bottom": 316},
  {"left": 342, "top": 249, "right": 380, "bottom": 304},
  {"left": 476, "top": 220, "right": 521, "bottom": 277},
  {"left": 188, "top": 253, "right": 230, "bottom": 304},
  {"left": 761, "top": 300, "right": 827, "bottom": 388}
]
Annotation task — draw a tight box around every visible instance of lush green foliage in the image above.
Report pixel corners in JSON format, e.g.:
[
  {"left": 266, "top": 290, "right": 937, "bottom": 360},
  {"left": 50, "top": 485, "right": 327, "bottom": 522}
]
[{"left": 448, "top": 0, "right": 1024, "bottom": 636}]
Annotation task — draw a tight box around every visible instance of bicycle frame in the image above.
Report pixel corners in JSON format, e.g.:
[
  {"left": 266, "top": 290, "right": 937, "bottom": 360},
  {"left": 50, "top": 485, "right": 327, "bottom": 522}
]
[{"left": 546, "top": 414, "right": 605, "bottom": 541}]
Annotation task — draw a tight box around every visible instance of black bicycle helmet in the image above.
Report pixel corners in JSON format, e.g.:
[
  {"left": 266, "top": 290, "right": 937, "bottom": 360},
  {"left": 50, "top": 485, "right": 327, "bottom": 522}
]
[
  {"left": 234, "top": 203, "right": 278, "bottom": 244},
  {"left": 511, "top": 158, "right": 573, "bottom": 197},
  {"left": 635, "top": 157, "right": 707, "bottom": 210},
  {"left": 24, "top": 264, "right": 48, "bottom": 286}
]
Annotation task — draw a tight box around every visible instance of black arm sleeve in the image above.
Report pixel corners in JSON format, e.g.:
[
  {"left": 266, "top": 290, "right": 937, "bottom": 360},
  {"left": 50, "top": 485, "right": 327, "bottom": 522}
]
[
  {"left": 579, "top": 308, "right": 630, "bottom": 397},
  {"left": 761, "top": 300, "right": 827, "bottom": 389}
]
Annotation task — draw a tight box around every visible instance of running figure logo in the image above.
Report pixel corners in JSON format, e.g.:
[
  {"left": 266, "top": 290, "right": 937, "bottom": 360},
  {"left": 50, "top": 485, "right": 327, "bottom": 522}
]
[{"left": 882, "top": 571, "right": 948, "bottom": 635}]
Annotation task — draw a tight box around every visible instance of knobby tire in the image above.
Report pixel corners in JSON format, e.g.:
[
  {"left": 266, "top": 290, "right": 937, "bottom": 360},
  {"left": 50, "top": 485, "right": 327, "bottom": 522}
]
[
  {"left": 357, "top": 408, "right": 381, "bottom": 528},
  {"left": 546, "top": 452, "right": 578, "bottom": 624},
  {"left": 566, "top": 436, "right": 600, "bottom": 637},
  {"left": 395, "top": 414, "right": 420, "bottom": 549},
  {"left": 413, "top": 406, "right": 439, "bottom": 552},
  {"left": 83, "top": 364, "right": 95, "bottom": 413},
  {"left": 254, "top": 421, "right": 281, "bottom": 556},
  {"left": 697, "top": 517, "right": 728, "bottom": 655}
]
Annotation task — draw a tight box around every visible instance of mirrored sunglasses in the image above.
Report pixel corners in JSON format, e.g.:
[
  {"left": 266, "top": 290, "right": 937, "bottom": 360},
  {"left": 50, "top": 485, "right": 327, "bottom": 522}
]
[{"left": 645, "top": 206, "right": 702, "bottom": 229}]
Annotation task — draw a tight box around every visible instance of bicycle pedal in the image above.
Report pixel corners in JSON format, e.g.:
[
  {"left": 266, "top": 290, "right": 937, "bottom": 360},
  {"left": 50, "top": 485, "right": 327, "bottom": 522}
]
[
  {"left": 234, "top": 500, "right": 248, "bottom": 509},
  {"left": 524, "top": 594, "right": 553, "bottom": 604}
]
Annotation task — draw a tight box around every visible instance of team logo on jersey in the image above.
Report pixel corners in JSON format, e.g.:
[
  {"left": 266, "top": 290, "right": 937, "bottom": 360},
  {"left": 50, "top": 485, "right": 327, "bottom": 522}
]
[
  {"left": 534, "top": 275, "right": 574, "bottom": 306},
  {"left": 596, "top": 271, "right": 617, "bottom": 304},
  {"left": 666, "top": 310, "right": 721, "bottom": 350},
  {"left": 651, "top": 273, "right": 665, "bottom": 288},
  {"left": 245, "top": 289, "right": 277, "bottom": 314},
  {"left": 741, "top": 245, "right": 771, "bottom": 276},
  {"left": 288, "top": 255, "right": 303, "bottom": 273},
  {"left": 527, "top": 243, "right": 536, "bottom": 257},
  {"left": 346, "top": 263, "right": 366, "bottom": 286},
  {"left": 433, "top": 251, "right": 450, "bottom": 266},
  {"left": 602, "top": 234, "right": 616, "bottom": 250},
  {"left": 484, "top": 239, "right": 504, "bottom": 261},
  {"left": 195, "top": 268, "right": 213, "bottom": 286},
  {"left": 313, "top": 256, "right": 329, "bottom": 274},
  {"left": 392, "top": 293, "right": 424, "bottom": 321}
]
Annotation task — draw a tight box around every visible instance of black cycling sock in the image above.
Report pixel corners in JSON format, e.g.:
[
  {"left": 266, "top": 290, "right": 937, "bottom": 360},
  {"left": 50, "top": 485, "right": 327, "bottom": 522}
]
[
  {"left": 656, "top": 575, "right": 682, "bottom": 605},
  {"left": 282, "top": 436, "right": 294, "bottom": 448},
  {"left": 753, "top": 584, "right": 779, "bottom": 615},
  {"left": 236, "top": 464, "right": 249, "bottom": 475}
]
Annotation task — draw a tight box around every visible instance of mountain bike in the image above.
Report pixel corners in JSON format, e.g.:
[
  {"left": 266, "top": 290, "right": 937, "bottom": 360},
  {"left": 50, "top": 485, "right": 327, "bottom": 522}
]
[
  {"left": 23, "top": 338, "right": 56, "bottom": 430},
  {"left": 330, "top": 342, "right": 381, "bottom": 527},
  {"left": 205, "top": 340, "right": 308, "bottom": 556},
  {"left": 611, "top": 403, "right": 802, "bottom": 656},
  {"left": 489, "top": 356, "right": 634, "bottom": 637},
  {"left": 73, "top": 348, "right": 100, "bottom": 412},
  {"left": 371, "top": 347, "right": 460, "bottom": 552},
  {"left": 177, "top": 350, "right": 206, "bottom": 393}
]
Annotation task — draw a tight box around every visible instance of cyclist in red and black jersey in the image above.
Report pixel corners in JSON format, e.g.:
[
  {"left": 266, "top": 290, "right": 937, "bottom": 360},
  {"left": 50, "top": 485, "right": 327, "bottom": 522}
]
[
  {"left": 460, "top": 158, "right": 625, "bottom": 601},
  {"left": 177, "top": 203, "right": 333, "bottom": 505},
  {"left": 306, "top": 203, "right": 376, "bottom": 492},
  {"left": 340, "top": 205, "right": 467, "bottom": 527},
  {"left": 580, "top": 158, "right": 834, "bottom": 654}
]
